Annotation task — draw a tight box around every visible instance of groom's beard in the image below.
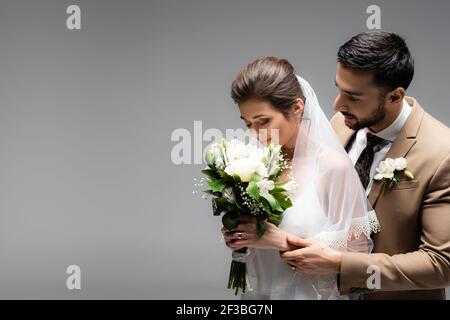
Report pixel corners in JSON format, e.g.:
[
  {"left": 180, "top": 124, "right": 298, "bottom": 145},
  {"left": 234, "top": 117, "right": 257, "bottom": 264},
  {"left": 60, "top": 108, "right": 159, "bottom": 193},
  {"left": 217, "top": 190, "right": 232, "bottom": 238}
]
[{"left": 343, "top": 102, "right": 386, "bottom": 131}]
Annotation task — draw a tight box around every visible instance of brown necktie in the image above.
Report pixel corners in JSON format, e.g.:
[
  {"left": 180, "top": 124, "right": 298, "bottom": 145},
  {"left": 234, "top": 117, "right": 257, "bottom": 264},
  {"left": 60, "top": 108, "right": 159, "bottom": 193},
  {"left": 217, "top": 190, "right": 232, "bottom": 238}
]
[{"left": 354, "top": 132, "right": 385, "bottom": 189}]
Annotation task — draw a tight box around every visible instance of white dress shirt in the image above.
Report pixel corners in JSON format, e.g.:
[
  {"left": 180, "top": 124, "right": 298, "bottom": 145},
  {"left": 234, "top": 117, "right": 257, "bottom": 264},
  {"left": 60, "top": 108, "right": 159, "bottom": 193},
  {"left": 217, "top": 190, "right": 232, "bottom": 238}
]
[{"left": 347, "top": 99, "right": 412, "bottom": 195}]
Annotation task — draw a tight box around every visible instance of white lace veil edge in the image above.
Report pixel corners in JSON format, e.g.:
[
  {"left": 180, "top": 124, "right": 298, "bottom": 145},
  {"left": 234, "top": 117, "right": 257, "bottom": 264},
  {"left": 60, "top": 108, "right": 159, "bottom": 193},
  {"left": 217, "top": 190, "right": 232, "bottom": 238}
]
[{"left": 290, "top": 75, "right": 380, "bottom": 252}]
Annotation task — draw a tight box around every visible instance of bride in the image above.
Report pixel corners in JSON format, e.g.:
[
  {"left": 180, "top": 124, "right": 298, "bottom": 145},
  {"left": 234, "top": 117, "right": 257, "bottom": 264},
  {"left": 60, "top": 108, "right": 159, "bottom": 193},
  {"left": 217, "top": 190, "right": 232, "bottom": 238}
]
[{"left": 221, "top": 56, "right": 380, "bottom": 300}]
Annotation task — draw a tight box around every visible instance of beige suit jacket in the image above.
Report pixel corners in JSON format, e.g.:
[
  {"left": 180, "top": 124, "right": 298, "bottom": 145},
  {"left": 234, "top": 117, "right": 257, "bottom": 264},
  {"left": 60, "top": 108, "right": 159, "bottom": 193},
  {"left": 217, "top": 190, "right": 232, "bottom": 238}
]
[{"left": 330, "top": 97, "right": 450, "bottom": 300}]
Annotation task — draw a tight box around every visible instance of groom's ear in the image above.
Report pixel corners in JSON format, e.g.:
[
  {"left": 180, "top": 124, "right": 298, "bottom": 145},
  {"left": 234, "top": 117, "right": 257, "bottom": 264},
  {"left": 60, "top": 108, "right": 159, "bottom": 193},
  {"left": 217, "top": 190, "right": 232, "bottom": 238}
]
[{"left": 387, "top": 87, "right": 406, "bottom": 105}]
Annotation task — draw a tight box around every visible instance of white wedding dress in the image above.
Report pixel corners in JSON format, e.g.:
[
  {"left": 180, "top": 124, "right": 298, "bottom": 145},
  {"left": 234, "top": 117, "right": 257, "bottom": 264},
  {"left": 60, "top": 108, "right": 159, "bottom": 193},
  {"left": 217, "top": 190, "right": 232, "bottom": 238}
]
[{"left": 238, "top": 76, "right": 380, "bottom": 300}]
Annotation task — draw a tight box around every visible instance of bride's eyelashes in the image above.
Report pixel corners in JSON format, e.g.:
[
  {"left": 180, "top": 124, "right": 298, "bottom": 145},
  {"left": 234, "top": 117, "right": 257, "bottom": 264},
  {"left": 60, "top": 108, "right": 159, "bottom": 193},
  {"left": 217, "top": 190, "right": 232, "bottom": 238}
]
[
  {"left": 244, "top": 119, "right": 271, "bottom": 129},
  {"left": 259, "top": 119, "right": 271, "bottom": 127}
]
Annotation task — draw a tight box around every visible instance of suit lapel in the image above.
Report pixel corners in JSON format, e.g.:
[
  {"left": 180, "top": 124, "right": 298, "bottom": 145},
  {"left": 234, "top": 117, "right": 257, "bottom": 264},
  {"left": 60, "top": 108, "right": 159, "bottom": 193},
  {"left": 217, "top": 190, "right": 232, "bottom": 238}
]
[
  {"left": 367, "top": 131, "right": 416, "bottom": 206},
  {"left": 368, "top": 97, "right": 424, "bottom": 207},
  {"left": 332, "top": 97, "right": 425, "bottom": 207}
]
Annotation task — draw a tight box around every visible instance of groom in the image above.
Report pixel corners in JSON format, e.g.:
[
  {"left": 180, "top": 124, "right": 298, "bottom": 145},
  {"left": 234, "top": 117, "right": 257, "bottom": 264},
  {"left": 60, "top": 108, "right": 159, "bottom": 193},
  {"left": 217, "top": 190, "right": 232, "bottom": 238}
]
[{"left": 282, "top": 31, "right": 450, "bottom": 299}]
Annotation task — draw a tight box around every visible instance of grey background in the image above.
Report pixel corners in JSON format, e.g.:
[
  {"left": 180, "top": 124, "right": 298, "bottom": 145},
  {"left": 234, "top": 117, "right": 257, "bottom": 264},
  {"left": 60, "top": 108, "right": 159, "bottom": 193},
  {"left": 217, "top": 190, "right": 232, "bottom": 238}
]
[{"left": 0, "top": 0, "right": 448, "bottom": 299}]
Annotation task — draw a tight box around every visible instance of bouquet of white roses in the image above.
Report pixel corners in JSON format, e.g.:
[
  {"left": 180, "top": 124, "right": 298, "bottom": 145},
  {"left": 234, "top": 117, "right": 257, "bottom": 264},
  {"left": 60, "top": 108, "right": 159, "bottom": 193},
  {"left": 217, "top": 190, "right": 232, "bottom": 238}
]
[{"left": 199, "top": 138, "right": 297, "bottom": 295}]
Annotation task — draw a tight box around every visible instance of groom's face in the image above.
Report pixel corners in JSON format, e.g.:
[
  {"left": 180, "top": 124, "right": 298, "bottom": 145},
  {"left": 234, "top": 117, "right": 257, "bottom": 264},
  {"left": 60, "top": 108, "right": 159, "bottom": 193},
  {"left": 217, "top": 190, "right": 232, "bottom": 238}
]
[{"left": 333, "top": 63, "right": 387, "bottom": 131}]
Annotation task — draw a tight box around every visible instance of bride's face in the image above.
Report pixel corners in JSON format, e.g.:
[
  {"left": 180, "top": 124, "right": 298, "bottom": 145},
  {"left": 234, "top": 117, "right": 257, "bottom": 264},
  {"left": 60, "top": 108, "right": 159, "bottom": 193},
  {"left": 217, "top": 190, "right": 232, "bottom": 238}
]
[{"left": 239, "top": 98, "right": 303, "bottom": 148}]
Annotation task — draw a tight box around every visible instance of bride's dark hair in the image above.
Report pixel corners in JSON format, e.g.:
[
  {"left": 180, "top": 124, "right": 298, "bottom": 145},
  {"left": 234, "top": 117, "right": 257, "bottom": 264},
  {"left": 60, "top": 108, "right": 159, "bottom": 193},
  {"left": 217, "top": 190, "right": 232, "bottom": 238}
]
[{"left": 230, "top": 56, "right": 305, "bottom": 118}]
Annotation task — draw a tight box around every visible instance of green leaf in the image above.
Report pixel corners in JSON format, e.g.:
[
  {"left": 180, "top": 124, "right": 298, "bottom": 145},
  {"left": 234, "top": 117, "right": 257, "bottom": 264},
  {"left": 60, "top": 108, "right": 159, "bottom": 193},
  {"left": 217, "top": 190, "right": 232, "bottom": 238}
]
[
  {"left": 381, "top": 181, "right": 387, "bottom": 193},
  {"left": 212, "top": 197, "right": 228, "bottom": 216},
  {"left": 274, "top": 181, "right": 289, "bottom": 187},
  {"left": 208, "top": 179, "right": 227, "bottom": 193},
  {"left": 218, "top": 170, "right": 235, "bottom": 182},
  {"left": 261, "top": 192, "right": 282, "bottom": 211},
  {"left": 222, "top": 211, "right": 240, "bottom": 230},
  {"left": 232, "top": 185, "right": 243, "bottom": 210},
  {"left": 232, "top": 174, "right": 241, "bottom": 183},
  {"left": 284, "top": 198, "right": 293, "bottom": 209},
  {"left": 249, "top": 172, "right": 263, "bottom": 183},
  {"left": 201, "top": 168, "right": 220, "bottom": 179},
  {"left": 267, "top": 212, "right": 283, "bottom": 226},
  {"left": 246, "top": 181, "right": 260, "bottom": 201},
  {"left": 271, "top": 181, "right": 291, "bottom": 193},
  {"left": 227, "top": 203, "right": 240, "bottom": 213},
  {"left": 256, "top": 219, "right": 266, "bottom": 238},
  {"left": 272, "top": 191, "right": 292, "bottom": 209},
  {"left": 271, "top": 187, "right": 286, "bottom": 193},
  {"left": 268, "top": 168, "right": 281, "bottom": 180},
  {"left": 261, "top": 198, "right": 272, "bottom": 215},
  {"left": 204, "top": 190, "right": 222, "bottom": 197}
]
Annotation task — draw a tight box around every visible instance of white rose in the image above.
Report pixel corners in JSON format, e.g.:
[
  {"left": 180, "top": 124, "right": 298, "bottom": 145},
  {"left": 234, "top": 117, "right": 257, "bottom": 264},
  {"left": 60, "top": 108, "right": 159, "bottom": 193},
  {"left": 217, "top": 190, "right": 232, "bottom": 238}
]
[
  {"left": 394, "top": 157, "right": 407, "bottom": 171},
  {"left": 225, "top": 158, "right": 265, "bottom": 182},
  {"left": 226, "top": 140, "right": 248, "bottom": 161},
  {"left": 374, "top": 159, "right": 395, "bottom": 180},
  {"left": 256, "top": 179, "right": 274, "bottom": 194},
  {"left": 384, "top": 158, "right": 397, "bottom": 171},
  {"left": 249, "top": 153, "right": 268, "bottom": 178}
]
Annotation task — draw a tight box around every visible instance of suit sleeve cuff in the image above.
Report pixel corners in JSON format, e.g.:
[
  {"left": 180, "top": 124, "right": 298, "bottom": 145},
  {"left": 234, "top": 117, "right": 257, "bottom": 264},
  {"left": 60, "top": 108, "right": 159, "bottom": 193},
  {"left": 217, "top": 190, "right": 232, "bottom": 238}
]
[{"left": 339, "top": 252, "right": 375, "bottom": 295}]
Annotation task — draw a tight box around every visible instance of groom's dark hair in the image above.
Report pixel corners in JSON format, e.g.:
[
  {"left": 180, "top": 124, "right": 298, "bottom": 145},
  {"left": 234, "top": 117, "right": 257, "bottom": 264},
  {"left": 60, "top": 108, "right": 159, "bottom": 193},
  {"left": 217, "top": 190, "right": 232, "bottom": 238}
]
[{"left": 337, "top": 31, "right": 414, "bottom": 92}]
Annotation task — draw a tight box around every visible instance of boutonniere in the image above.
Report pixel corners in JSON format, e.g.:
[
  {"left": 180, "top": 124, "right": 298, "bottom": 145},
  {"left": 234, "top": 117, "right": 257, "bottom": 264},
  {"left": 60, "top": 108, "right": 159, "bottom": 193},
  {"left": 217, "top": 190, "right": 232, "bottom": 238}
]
[{"left": 374, "top": 157, "right": 414, "bottom": 192}]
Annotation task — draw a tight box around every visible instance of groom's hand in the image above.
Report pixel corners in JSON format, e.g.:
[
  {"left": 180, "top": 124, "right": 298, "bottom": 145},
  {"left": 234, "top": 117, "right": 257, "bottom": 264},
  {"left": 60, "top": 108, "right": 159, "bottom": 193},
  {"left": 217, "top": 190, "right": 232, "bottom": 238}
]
[{"left": 280, "top": 235, "right": 342, "bottom": 276}]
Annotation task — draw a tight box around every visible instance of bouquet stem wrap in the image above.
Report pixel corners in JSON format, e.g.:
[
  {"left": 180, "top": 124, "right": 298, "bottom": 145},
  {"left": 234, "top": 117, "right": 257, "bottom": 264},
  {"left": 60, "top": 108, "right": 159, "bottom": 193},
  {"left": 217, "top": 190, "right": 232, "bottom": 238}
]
[{"left": 228, "top": 247, "right": 248, "bottom": 294}]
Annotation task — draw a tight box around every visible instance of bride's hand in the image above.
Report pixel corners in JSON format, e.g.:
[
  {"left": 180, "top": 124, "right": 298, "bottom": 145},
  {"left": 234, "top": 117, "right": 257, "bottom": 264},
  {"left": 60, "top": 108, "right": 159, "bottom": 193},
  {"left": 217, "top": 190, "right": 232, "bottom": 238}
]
[{"left": 221, "top": 215, "right": 295, "bottom": 251}]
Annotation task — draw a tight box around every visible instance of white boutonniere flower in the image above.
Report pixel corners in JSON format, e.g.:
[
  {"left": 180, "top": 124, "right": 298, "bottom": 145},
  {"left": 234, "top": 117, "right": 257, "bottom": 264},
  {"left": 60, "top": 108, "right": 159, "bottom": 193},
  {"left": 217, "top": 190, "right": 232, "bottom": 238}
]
[{"left": 374, "top": 157, "right": 414, "bottom": 192}]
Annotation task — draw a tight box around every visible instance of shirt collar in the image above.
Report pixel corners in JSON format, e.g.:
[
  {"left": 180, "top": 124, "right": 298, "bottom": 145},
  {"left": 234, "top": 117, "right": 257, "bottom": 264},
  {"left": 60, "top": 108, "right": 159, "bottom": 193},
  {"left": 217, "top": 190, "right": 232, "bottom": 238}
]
[{"left": 363, "top": 99, "right": 412, "bottom": 143}]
